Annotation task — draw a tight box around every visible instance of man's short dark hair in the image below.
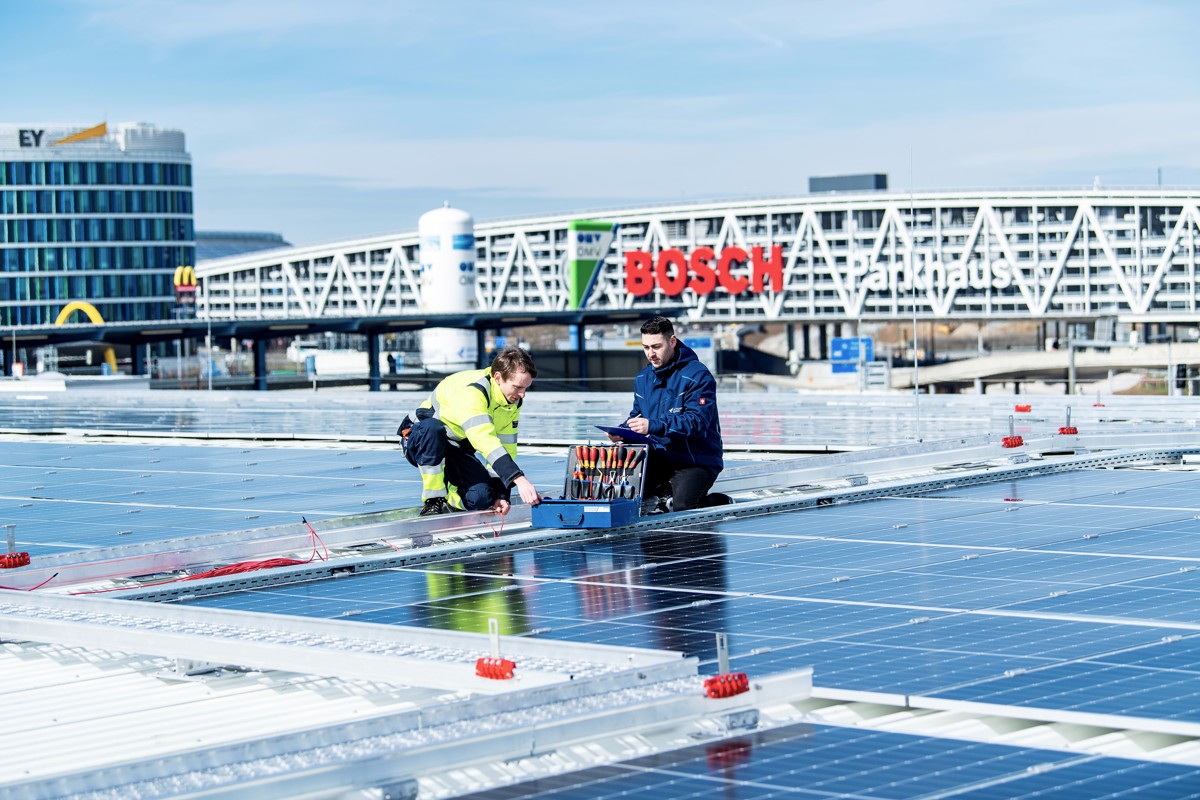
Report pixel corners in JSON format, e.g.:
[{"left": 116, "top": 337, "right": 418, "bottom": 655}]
[
  {"left": 490, "top": 346, "right": 537, "bottom": 379},
  {"left": 640, "top": 316, "right": 675, "bottom": 337}
]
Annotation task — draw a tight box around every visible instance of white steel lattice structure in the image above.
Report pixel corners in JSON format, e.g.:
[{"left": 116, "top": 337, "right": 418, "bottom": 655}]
[{"left": 196, "top": 189, "right": 1200, "bottom": 324}]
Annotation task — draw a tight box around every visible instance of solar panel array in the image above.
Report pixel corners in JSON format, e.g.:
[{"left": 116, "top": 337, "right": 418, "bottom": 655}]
[
  {"left": 451, "top": 724, "right": 1200, "bottom": 799},
  {"left": 4, "top": 385, "right": 1195, "bottom": 447},
  {"left": 173, "top": 460, "right": 1200, "bottom": 795},
  {"left": 0, "top": 440, "right": 568, "bottom": 555},
  {"left": 4, "top": 402, "right": 1200, "bottom": 796}
]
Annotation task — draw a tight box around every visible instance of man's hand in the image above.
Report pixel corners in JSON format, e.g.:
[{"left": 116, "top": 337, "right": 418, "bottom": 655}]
[
  {"left": 491, "top": 498, "right": 511, "bottom": 515},
  {"left": 606, "top": 432, "right": 623, "bottom": 442},
  {"left": 514, "top": 475, "right": 541, "bottom": 506},
  {"left": 626, "top": 416, "right": 650, "bottom": 435}
]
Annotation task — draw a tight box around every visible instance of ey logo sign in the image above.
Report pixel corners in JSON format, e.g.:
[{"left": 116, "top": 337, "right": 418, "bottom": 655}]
[{"left": 18, "top": 122, "right": 108, "bottom": 148}]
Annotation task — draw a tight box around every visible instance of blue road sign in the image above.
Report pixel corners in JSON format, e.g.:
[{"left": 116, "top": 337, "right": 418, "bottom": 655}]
[{"left": 831, "top": 337, "right": 874, "bottom": 373}]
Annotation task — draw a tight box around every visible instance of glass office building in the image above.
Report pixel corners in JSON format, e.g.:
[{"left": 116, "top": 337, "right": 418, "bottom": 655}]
[{"left": 0, "top": 122, "right": 193, "bottom": 326}]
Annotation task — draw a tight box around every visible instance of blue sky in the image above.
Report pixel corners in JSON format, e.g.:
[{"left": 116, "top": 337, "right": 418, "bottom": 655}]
[{"left": 6, "top": 0, "right": 1199, "bottom": 246}]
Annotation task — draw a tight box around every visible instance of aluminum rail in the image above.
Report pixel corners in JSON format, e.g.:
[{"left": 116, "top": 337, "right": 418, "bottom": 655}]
[
  {"left": 5, "top": 665, "right": 812, "bottom": 800},
  {"left": 715, "top": 428, "right": 1200, "bottom": 494},
  {"left": 0, "top": 591, "right": 682, "bottom": 690},
  {"left": 1, "top": 505, "right": 531, "bottom": 591}
]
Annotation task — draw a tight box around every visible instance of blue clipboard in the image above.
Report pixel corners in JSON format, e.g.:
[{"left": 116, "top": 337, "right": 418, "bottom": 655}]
[{"left": 595, "top": 425, "right": 656, "bottom": 445}]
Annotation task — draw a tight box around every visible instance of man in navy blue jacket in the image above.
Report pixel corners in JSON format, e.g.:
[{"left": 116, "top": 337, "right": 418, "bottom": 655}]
[{"left": 609, "top": 317, "right": 727, "bottom": 511}]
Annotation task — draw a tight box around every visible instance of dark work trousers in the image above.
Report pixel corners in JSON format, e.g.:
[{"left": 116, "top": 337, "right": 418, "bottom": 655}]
[
  {"left": 404, "top": 417, "right": 506, "bottom": 511},
  {"left": 643, "top": 455, "right": 719, "bottom": 512}
]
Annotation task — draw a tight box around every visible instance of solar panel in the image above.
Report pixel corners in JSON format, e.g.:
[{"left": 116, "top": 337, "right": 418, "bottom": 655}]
[
  {"left": 0, "top": 440, "right": 569, "bottom": 551},
  {"left": 451, "top": 721, "right": 1200, "bottom": 799},
  {"left": 932, "top": 657, "right": 1200, "bottom": 724}
]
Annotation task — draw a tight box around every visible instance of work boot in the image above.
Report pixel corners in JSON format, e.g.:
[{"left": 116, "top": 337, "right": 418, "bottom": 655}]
[
  {"left": 420, "top": 497, "right": 456, "bottom": 516},
  {"left": 642, "top": 495, "right": 673, "bottom": 515},
  {"left": 704, "top": 493, "right": 733, "bottom": 507}
]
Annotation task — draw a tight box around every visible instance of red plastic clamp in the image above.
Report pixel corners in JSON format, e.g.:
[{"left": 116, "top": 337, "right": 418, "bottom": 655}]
[
  {"left": 475, "top": 657, "right": 516, "bottom": 680},
  {"left": 0, "top": 552, "right": 30, "bottom": 569},
  {"left": 1002, "top": 435, "right": 1025, "bottom": 448},
  {"left": 703, "top": 672, "right": 750, "bottom": 699},
  {"left": 1014, "top": 404, "right": 1032, "bottom": 413},
  {"left": 1058, "top": 426, "right": 1079, "bottom": 435}
]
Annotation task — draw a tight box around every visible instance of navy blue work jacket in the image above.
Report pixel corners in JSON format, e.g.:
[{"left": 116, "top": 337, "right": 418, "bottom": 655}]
[{"left": 625, "top": 340, "right": 723, "bottom": 472}]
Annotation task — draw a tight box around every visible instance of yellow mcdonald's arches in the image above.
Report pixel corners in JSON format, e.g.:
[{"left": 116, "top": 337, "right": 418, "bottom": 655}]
[
  {"left": 54, "top": 301, "right": 117, "bottom": 371},
  {"left": 55, "top": 301, "right": 105, "bottom": 326},
  {"left": 50, "top": 122, "right": 108, "bottom": 147},
  {"left": 173, "top": 265, "right": 197, "bottom": 289}
]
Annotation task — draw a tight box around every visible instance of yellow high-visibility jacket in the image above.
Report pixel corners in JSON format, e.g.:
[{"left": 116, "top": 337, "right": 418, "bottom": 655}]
[{"left": 416, "top": 367, "right": 524, "bottom": 485}]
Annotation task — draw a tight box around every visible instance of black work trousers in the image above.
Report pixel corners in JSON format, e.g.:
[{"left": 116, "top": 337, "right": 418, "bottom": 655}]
[{"left": 643, "top": 456, "right": 719, "bottom": 512}]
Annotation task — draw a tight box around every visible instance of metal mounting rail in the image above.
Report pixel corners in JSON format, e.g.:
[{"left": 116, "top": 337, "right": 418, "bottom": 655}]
[
  {"left": 0, "top": 591, "right": 682, "bottom": 690},
  {"left": 4, "top": 504, "right": 530, "bottom": 590},
  {"left": 2, "top": 666, "right": 813, "bottom": 800}
]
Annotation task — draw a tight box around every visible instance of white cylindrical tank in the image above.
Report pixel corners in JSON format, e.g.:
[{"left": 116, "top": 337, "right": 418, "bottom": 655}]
[{"left": 418, "top": 204, "right": 478, "bottom": 371}]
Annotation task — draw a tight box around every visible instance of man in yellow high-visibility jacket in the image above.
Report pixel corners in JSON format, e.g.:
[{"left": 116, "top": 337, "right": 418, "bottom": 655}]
[{"left": 400, "top": 347, "right": 543, "bottom": 516}]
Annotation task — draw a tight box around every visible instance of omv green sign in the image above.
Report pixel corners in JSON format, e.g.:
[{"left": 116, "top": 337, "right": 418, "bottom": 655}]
[{"left": 566, "top": 220, "right": 618, "bottom": 309}]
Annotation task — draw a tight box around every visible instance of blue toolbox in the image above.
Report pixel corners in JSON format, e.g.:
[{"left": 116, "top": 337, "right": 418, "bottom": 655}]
[{"left": 530, "top": 443, "right": 648, "bottom": 529}]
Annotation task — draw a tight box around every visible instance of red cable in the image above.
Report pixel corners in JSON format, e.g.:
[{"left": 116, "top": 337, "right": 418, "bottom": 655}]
[
  {"left": 184, "top": 557, "right": 309, "bottom": 580},
  {"left": 74, "top": 517, "right": 331, "bottom": 595},
  {"left": 302, "top": 517, "right": 329, "bottom": 562},
  {"left": 486, "top": 506, "right": 507, "bottom": 538},
  {"left": 0, "top": 572, "right": 58, "bottom": 592}
]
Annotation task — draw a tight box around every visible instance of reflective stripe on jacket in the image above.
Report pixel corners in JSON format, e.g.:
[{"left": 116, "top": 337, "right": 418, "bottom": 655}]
[{"left": 416, "top": 367, "right": 523, "bottom": 485}]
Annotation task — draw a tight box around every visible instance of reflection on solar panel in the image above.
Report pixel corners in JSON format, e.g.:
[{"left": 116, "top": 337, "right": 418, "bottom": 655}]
[{"left": 5, "top": 392, "right": 1200, "bottom": 797}]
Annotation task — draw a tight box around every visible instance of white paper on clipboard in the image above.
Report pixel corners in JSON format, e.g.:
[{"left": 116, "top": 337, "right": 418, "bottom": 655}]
[{"left": 594, "top": 425, "right": 655, "bottom": 444}]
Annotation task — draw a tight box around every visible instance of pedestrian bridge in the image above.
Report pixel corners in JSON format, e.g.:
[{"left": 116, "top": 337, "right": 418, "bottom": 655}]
[{"left": 196, "top": 188, "right": 1200, "bottom": 328}]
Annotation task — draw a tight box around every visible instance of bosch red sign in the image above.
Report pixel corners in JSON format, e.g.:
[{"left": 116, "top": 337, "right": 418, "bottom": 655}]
[{"left": 625, "top": 245, "right": 784, "bottom": 296}]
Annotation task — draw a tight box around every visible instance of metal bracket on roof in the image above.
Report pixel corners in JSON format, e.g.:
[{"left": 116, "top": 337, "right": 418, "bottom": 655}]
[
  {"left": 718, "top": 708, "right": 760, "bottom": 732},
  {"left": 155, "top": 657, "right": 235, "bottom": 683}
]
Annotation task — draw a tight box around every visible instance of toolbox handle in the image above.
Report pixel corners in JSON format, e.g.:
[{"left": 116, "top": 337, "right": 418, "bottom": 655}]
[{"left": 557, "top": 510, "right": 585, "bottom": 526}]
